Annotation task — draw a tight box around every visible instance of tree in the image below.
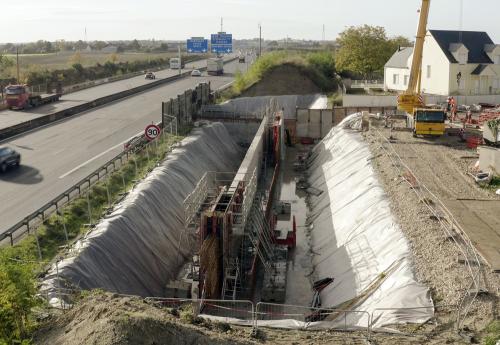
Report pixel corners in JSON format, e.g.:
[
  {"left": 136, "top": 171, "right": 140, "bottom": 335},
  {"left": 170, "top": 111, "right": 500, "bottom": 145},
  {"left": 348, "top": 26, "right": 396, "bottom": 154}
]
[
  {"left": 387, "top": 35, "right": 413, "bottom": 53},
  {"left": 0, "top": 248, "right": 40, "bottom": 343},
  {"left": 129, "top": 39, "right": 141, "bottom": 51},
  {"left": 0, "top": 54, "right": 14, "bottom": 74},
  {"left": 109, "top": 53, "right": 119, "bottom": 63},
  {"left": 335, "top": 25, "right": 405, "bottom": 78},
  {"left": 68, "top": 51, "right": 82, "bottom": 65}
]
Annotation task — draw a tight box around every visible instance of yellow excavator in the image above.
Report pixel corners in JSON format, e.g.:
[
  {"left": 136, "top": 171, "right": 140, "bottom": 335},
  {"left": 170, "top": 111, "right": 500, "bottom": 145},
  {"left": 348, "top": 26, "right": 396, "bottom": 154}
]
[{"left": 397, "top": 0, "right": 447, "bottom": 136}]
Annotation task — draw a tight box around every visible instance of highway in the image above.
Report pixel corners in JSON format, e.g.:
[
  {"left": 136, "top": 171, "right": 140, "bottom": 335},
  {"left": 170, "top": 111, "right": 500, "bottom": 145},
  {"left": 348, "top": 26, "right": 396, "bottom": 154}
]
[
  {"left": 0, "top": 58, "right": 251, "bottom": 234},
  {"left": 0, "top": 57, "right": 222, "bottom": 130}
]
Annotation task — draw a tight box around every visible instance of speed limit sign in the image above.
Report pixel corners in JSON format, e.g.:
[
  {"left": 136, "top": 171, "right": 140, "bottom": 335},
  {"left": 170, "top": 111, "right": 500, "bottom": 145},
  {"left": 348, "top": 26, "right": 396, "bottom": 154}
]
[{"left": 145, "top": 124, "right": 161, "bottom": 141}]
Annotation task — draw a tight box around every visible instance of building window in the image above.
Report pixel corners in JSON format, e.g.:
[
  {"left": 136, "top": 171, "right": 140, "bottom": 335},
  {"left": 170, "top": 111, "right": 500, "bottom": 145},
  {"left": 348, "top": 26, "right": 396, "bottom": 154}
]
[
  {"left": 404, "top": 75, "right": 409, "bottom": 86},
  {"left": 393, "top": 74, "right": 399, "bottom": 85},
  {"left": 426, "top": 65, "right": 431, "bottom": 78},
  {"left": 493, "top": 78, "right": 499, "bottom": 89}
]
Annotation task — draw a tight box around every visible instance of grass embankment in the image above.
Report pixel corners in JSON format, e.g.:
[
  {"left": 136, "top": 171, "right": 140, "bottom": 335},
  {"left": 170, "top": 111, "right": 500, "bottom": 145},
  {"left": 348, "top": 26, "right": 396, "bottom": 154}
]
[
  {"left": 229, "top": 50, "right": 338, "bottom": 99},
  {"left": 0, "top": 132, "right": 184, "bottom": 344}
]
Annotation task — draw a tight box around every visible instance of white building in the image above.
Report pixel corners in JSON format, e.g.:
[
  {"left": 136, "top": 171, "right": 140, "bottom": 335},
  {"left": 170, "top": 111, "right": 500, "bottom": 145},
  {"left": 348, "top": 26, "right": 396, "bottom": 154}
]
[
  {"left": 384, "top": 47, "right": 413, "bottom": 92},
  {"left": 385, "top": 30, "right": 500, "bottom": 97}
]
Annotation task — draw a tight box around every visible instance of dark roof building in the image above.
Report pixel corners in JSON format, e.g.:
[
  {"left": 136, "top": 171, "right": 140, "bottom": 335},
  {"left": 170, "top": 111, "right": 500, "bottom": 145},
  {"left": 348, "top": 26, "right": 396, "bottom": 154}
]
[{"left": 429, "top": 30, "right": 494, "bottom": 64}]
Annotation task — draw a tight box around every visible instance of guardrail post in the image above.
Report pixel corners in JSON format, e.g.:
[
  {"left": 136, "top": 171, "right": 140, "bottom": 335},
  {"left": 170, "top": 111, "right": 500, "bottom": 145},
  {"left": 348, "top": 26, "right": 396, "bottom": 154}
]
[
  {"left": 34, "top": 227, "right": 42, "bottom": 260},
  {"left": 105, "top": 178, "right": 111, "bottom": 209},
  {"left": 58, "top": 211, "right": 69, "bottom": 244},
  {"left": 86, "top": 190, "right": 92, "bottom": 226}
]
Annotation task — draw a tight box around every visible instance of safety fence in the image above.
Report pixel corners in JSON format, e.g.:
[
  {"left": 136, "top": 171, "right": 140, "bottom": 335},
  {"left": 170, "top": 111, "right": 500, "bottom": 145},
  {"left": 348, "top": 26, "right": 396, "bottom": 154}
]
[
  {"left": 139, "top": 297, "right": 455, "bottom": 340},
  {"left": 370, "top": 128, "right": 483, "bottom": 329},
  {"left": 0, "top": 123, "right": 177, "bottom": 250}
]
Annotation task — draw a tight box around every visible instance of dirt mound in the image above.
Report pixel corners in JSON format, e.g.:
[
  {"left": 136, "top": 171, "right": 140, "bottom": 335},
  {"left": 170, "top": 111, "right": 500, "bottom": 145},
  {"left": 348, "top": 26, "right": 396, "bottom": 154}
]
[
  {"left": 241, "top": 64, "right": 321, "bottom": 97},
  {"left": 34, "top": 293, "right": 255, "bottom": 345}
]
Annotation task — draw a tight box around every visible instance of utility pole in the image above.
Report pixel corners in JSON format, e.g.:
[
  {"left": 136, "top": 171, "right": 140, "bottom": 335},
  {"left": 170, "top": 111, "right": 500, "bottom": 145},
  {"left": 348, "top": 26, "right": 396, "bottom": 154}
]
[
  {"left": 322, "top": 24, "right": 325, "bottom": 42},
  {"left": 178, "top": 44, "right": 181, "bottom": 75},
  {"left": 16, "top": 47, "right": 20, "bottom": 83},
  {"left": 221, "top": 17, "right": 224, "bottom": 32},
  {"left": 259, "top": 24, "right": 262, "bottom": 59}
]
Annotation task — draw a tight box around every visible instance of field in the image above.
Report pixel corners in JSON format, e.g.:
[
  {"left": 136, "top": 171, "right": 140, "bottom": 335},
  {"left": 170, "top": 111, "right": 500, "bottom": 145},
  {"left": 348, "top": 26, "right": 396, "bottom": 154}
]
[{"left": 1, "top": 51, "right": 178, "bottom": 78}]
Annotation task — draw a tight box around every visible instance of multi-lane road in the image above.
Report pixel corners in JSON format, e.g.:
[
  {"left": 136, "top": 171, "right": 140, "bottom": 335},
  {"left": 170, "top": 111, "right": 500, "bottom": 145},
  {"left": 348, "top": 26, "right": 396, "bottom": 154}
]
[
  {"left": 0, "top": 58, "right": 225, "bottom": 130},
  {"left": 0, "top": 58, "right": 251, "bottom": 233}
]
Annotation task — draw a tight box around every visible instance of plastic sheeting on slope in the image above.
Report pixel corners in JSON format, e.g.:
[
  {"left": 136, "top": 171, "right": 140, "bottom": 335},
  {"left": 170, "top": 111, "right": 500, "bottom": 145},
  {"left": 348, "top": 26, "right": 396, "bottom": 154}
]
[
  {"left": 209, "top": 94, "right": 327, "bottom": 119},
  {"left": 42, "top": 123, "right": 243, "bottom": 299},
  {"left": 306, "top": 113, "right": 433, "bottom": 330}
]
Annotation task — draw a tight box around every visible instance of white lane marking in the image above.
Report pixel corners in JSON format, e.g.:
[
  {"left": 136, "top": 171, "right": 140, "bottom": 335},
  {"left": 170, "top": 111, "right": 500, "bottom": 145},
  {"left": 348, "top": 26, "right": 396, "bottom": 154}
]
[{"left": 58, "top": 130, "right": 142, "bottom": 179}]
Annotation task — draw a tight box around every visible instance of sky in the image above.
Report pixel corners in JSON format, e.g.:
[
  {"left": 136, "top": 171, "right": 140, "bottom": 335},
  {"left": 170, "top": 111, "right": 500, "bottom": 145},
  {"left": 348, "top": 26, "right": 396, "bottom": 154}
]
[{"left": 0, "top": 0, "right": 499, "bottom": 43}]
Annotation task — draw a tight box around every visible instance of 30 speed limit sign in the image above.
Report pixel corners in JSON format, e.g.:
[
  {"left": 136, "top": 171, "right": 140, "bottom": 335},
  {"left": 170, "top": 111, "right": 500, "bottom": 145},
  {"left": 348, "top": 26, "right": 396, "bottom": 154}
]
[{"left": 145, "top": 124, "right": 161, "bottom": 141}]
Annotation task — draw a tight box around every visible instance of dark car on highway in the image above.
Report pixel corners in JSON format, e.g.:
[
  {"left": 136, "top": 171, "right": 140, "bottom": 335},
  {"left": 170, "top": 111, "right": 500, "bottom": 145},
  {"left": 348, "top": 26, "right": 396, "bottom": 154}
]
[{"left": 0, "top": 147, "right": 21, "bottom": 173}]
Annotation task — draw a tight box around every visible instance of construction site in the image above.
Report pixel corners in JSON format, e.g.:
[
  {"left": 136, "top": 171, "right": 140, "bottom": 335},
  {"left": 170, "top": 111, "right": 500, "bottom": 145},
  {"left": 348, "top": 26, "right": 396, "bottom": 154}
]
[{"left": 1, "top": 1, "right": 498, "bottom": 345}]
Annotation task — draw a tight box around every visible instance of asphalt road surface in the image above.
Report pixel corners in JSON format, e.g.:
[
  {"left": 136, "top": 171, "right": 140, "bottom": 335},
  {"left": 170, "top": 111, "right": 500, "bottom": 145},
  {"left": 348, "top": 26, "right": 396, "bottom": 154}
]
[
  {"left": 0, "top": 58, "right": 252, "bottom": 234},
  {"left": 0, "top": 57, "right": 228, "bottom": 130}
]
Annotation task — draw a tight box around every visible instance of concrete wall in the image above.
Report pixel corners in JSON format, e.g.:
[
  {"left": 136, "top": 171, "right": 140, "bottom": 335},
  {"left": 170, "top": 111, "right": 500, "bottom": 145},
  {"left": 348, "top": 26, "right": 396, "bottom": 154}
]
[
  {"left": 479, "top": 146, "right": 500, "bottom": 175},
  {"left": 289, "top": 106, "right": 399, "bottom": 140},
  {"left": 343, "top": 95, "right": 398, "bottom": 107}
]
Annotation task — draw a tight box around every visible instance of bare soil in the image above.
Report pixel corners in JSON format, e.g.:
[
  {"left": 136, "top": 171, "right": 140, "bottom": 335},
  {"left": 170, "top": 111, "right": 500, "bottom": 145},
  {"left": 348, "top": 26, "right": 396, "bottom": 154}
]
[{"left": 241, "top": 65, "right": 321, "bottom": 97}]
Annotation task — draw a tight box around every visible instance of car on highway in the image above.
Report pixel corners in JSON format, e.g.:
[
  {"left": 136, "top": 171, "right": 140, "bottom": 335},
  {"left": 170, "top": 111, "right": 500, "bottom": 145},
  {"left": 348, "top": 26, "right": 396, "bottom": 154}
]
[
  {"left": 145, "top": 72, "right": 156, "bottom": 80},
  {"left": 191, "top": 69, "right": 202, "bottom": 77},
  {"left": 0, "top": 147, "right": 21, "bottom": 173}
]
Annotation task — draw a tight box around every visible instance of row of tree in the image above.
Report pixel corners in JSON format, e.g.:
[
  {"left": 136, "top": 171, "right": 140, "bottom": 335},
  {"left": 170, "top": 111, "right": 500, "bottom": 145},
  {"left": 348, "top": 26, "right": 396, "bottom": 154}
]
[{"left": 0, "top": 39, "right": 170, "bottom": 55}]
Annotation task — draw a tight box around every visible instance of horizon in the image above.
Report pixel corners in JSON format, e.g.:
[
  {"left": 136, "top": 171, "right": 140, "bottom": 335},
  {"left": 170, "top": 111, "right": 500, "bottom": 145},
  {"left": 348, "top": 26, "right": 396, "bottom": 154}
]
[{"left": 0, "top": 0, "right": 499, "bottom": 44}]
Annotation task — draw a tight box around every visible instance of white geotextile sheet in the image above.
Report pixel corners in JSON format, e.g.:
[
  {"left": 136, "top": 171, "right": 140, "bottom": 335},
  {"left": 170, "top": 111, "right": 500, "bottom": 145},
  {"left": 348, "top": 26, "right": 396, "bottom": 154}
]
[
  {"left": 306, "top": 113, "right": 433, "bottom": 330},
  {"left": 41, "top": 123, "right": 242, "bottom": 301}
]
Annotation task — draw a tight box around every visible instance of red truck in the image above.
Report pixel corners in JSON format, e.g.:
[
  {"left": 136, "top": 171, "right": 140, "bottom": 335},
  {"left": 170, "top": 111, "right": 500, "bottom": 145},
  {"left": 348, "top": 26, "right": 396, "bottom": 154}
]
[{"left": 4, "top": 84, "right": 61, "bottom": 110}]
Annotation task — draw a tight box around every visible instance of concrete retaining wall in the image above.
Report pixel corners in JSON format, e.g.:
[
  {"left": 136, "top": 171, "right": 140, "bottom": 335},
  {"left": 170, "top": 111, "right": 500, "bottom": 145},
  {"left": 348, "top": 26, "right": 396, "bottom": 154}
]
[{"left": 288, "top": 106, "right": 400, "bottom": 140}]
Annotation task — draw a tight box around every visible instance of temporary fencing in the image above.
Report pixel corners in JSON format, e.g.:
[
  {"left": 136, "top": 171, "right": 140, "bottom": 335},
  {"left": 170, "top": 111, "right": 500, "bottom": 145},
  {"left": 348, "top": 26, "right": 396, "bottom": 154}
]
[
  {"left": 145, "top": 297, "right": 255, "bottom": 326},
  {"left": 370, "top": 128, "right": 483, "bottom": 329},
  {"left": 255, "top": 302, "right": 371, "bottom": 336}
]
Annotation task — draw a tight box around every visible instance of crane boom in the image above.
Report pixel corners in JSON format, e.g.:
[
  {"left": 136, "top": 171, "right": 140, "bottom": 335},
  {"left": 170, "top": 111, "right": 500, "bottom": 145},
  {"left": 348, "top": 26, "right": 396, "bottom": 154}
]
[{"left": 398, "top": 0, "right": 431, "bottom": 113}]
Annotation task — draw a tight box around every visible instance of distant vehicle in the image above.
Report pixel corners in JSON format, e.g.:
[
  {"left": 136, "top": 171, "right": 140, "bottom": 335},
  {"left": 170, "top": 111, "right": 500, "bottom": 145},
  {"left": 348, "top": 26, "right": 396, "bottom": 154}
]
[
  {"left": 207, "top": 58, "right": 224, "bottom": 76},
  {"left": 4, "top": 84, "right": 61, "bottom": 110},
  {"left": 238, "top": 54, "right": 245, "bottom": 63},
  {"left": 191, "top": 69, "right": 202, "bottom": 77},
  {"left": 169, "top": 57, "right": 184, "bottom": 69},
  {"left": 145, "top": 71, "right": 156, "bottom": 80},
  {"left": 0, "top": 147, "right": 21, "bottom": 173}
]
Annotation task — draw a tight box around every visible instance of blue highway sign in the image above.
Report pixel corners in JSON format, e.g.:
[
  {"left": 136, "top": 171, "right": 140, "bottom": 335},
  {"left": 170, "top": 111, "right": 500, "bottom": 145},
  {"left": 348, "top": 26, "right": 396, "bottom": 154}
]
[
  {"left": 211, "top": 33, "right": 233, "bottom": 54},
  {"left": 187, "top": 38, "right": 208, "bottom": 53}
]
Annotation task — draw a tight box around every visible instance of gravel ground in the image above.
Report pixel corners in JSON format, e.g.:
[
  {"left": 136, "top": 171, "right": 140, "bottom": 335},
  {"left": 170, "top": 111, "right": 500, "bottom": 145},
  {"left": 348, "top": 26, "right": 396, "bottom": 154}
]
[{"left": 364, "top": 122, "right": 499, "bottom": 342}]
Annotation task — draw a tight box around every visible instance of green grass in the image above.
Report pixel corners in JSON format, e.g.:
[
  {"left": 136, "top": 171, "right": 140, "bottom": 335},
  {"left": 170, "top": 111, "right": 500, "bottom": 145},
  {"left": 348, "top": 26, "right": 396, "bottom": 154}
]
[
  {"left": 231, "top": 50, "right": 337, "bottom": 96},
  {"left": 2, "top": 51, "right": 178, "bottom": 76},
  {"left": 483, "top": 320, "right": 500, "bottom": 345}
]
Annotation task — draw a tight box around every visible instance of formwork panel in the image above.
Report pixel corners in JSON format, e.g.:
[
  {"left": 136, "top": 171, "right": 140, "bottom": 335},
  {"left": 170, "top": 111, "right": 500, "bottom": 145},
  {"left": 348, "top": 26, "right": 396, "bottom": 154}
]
[
  {"left": 321, "top": 110, "right": 333, "bottom": 137},
  {"left": 308, "top": 109, "right": 321, "bottom": 139},
  {"left": 296, "top": 109, "right": 309, "bottom": 138}
]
